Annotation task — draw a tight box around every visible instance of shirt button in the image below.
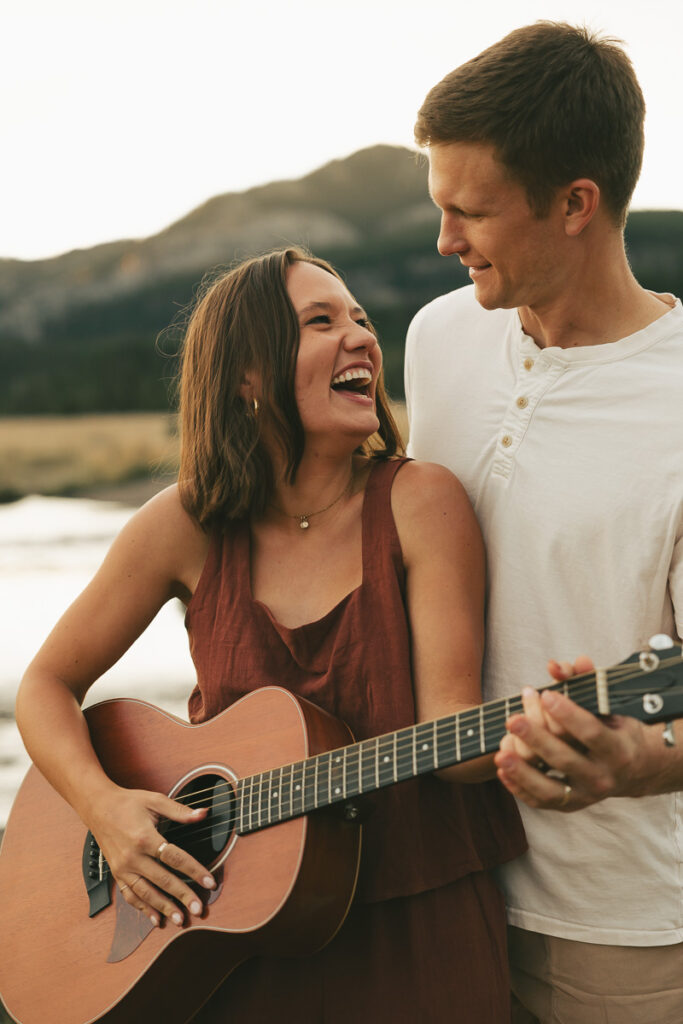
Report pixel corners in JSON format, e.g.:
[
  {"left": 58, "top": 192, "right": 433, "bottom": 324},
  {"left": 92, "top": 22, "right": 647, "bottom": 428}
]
[
  {"left": 501, "top": 434, "right": 513, "bottom": 448},
  {"left": 523, "top": 358, "right": 534, "bottom": 371},
  {"left": 516, "top": 396, "right": 529, "bottom": 409}
]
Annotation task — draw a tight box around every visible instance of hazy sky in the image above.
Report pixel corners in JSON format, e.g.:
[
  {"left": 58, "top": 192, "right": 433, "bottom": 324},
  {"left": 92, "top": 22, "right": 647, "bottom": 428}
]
[{"left": 3, "top": 0, "right": 681, "bottom": 261}]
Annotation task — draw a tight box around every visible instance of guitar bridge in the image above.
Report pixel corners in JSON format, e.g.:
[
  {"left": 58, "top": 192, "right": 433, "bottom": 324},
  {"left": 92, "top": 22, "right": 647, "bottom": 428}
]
[{"left": 82, "top": 831, "right": 112, "bottom": 917}]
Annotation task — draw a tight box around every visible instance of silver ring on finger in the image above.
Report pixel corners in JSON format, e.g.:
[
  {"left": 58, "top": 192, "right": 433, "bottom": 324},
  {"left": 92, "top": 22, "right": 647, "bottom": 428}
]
[
  {"left": 119, "top": 883, "right": 130, "bottom": 894},
  {"left": 558, "top": 783, "right": 572, "bottom": 808},
  {"left": 156, "top": 840, "right": 169, "bottom": 860}
]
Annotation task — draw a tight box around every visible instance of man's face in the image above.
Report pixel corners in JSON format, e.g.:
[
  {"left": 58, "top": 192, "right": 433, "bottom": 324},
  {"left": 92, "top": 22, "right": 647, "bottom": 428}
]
[{"left": 428, "top": 141, "right": 567, "bottom": 312}]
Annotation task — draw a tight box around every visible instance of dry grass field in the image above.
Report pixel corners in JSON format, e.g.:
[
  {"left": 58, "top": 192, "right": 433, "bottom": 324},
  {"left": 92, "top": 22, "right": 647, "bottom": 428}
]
[
  {"left": 0, "top": 403, "right": 408, "bottom": 503},
  {"left": 0, "top": 413, "right": 180, "bottom": 501}
]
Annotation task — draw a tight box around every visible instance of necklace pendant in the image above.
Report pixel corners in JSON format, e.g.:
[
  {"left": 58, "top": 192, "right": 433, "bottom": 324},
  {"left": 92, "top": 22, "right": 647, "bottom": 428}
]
[{"left": 299, "top": 516, "right": 310, "bottom": 530}]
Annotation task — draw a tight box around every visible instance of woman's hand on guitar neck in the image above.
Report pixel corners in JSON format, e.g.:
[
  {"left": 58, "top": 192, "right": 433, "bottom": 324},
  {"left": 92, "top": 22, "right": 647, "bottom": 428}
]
[
  {"left": 87, "top": 786, "right": 216, "bottom": 928},
  {"left": 493, "top": 655, "right": 683, "bottom": 810}
]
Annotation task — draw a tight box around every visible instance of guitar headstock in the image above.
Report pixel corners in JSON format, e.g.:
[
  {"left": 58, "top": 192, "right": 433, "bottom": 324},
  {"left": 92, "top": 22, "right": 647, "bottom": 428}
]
[{"left": 605, "top": 635, "right": 683, "bottom": 724}]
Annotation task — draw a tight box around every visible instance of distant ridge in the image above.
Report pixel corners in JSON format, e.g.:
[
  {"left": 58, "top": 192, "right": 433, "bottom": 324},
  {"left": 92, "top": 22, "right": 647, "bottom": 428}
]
[{"left": 2, "top": 145, "right": 683, "bottom": 414}]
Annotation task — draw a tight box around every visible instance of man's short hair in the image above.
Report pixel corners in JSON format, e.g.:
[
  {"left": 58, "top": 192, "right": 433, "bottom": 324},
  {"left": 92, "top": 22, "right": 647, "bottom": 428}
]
[{"left": 415, "top": 21, "right": 645, "bottom": 227}]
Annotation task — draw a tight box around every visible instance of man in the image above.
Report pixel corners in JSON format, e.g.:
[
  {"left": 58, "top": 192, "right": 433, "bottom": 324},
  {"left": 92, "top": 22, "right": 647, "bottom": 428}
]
[{"left": 405, "top": 22, "right": 683, "bottom": 1024}]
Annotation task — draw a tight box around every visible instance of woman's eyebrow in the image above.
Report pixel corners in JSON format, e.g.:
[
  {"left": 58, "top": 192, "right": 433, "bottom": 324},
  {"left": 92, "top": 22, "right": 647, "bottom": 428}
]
[{"left": 298, "top": 300, "right": 367, "bottom": 319}]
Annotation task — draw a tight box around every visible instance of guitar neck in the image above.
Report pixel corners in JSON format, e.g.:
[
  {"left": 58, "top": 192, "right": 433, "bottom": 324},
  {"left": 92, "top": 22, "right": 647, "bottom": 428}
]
[{"left": 237, "top": 674, "right": 598, "bottom": 835}]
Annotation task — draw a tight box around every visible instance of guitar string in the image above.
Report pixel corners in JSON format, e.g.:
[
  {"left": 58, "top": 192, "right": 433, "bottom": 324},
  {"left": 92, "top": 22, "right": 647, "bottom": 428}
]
[
  {"left": 161, "top": 655, "right": 683, "bottom": 814},
  {"left": 159, "top": 655, "right": 683, "bottom": 813},
  {"left": 156, "top": 672, "right": 683, "bottom": 847},
  {"left": 157, "top": 658, "right": 683, "bottom": 827}
]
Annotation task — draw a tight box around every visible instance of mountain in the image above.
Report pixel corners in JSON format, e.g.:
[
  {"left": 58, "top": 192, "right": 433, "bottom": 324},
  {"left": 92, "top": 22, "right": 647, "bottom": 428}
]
[{"left": 2, "top": 145, "right": 683, "bottom": 413}]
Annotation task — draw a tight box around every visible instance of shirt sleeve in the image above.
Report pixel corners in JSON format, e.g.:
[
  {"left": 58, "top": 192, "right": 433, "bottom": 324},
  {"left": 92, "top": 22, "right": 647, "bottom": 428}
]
[{"left": 670, "top": 532, "right": 683, "bottom": 641}]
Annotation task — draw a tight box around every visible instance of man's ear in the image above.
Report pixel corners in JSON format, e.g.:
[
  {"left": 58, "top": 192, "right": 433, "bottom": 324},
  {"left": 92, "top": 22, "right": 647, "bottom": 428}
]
[{"left": 563, "top": 179, "right": 601, "bottom": 236}]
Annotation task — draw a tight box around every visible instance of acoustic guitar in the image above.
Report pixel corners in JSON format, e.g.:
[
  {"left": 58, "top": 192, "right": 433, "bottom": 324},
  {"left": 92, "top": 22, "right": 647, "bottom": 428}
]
[{"left": 1, "top": 636, "right": 682, "bottom": 1024}]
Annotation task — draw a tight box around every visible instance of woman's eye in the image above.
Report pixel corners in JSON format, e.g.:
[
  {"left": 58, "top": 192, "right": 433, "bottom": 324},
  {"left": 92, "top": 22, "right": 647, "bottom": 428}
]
[
  {"left": 306, "top": 314, "right": 331, "bottom": 325},
  {"left": 355, "top": 318, "right": 370, "bottom": 329}
]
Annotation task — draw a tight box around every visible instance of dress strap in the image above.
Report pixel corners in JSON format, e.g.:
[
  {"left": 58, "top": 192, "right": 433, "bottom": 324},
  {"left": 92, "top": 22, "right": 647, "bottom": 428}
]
[{"left": 361, "top": 457, "right": 411, "bottom": 581}]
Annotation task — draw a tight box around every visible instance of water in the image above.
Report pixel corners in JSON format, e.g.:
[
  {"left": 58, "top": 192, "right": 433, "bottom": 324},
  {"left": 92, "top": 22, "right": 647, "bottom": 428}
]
[{"left": 0, "top": 494, "right": 196, "bottom": 831}]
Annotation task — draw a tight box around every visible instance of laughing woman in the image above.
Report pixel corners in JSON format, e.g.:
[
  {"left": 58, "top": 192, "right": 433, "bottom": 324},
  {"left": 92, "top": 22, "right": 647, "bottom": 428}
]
[{"left": 15, "top": 248, "right": 525, "bottom": 1022}]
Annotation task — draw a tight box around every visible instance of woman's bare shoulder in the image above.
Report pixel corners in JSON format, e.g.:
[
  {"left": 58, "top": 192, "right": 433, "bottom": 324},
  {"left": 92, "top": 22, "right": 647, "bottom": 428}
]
[
  {"left": 392, "top": 460, "right": 472, "bottom": 513},
  {"left": 111, "top": 484, "right": 210, "bottom": 581},
  {"left": 390, "top": 461, "right": 481, "bottom": 566}
]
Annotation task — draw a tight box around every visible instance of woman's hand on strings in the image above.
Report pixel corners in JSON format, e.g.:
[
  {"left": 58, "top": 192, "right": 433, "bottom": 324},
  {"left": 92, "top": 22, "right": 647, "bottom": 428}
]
[{"left": 88, "top": 787, "right": 215, "bottom": 927}]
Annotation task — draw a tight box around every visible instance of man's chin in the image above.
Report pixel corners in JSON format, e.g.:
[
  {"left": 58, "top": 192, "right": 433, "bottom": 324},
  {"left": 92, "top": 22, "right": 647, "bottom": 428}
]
[{"left": 472, "top": 282, "right": 516, "bottom": 312}]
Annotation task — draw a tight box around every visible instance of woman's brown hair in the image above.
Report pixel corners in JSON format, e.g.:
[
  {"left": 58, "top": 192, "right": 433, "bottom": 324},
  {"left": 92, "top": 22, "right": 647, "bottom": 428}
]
[{"left": 177, "top": 247, "right": 403, "bottom": 528}]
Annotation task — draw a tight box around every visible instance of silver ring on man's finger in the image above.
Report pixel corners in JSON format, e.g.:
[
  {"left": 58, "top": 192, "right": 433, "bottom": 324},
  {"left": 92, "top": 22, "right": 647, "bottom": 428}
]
[
  {"left": 558, "top": 783, "right": 572, "bottom": 808},
  {"left": 156, "top": 840, "right": 169, "bottom": 860}
]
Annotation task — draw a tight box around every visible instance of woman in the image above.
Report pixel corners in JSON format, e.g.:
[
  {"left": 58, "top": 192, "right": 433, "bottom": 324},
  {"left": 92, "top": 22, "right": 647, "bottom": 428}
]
[{"left": 15, "top": 248, "right": 525, "bottom": 1021}]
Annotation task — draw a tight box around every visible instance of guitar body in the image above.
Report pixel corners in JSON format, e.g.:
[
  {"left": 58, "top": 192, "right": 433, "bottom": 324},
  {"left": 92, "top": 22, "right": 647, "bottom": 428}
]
[{"left": 0, "top": 688, "right": 361, "bottom": 1024}]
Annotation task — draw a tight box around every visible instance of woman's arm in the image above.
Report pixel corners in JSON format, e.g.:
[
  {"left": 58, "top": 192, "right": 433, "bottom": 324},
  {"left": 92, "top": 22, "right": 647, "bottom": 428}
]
[
  {"left": 392, "top": 461, "right": 494, "bottom": 782},
  {"left": 15, "top": 485, "right": 216, "bottom": 927}
]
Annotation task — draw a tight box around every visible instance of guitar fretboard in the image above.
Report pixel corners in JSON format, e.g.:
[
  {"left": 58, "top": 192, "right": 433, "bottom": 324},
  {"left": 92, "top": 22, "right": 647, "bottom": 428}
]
[{"left": 236, "top": 677, "right": 587, "bottom": 834}]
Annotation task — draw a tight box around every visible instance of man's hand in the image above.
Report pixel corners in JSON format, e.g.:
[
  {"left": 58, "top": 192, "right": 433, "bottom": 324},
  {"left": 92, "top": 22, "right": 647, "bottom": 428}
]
[{"left": 494, "top": 656, "right": 679, "bottom": 811}]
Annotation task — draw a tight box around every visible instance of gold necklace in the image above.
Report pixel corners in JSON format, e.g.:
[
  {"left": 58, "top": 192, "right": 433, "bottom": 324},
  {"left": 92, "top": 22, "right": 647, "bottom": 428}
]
[{"left": 272, "top": 474, "right": 353, "bottom": 531}]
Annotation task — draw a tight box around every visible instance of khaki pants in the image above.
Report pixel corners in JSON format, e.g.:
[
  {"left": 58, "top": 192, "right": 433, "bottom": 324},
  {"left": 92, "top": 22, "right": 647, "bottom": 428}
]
[{"left": 509, "top": 925, "right": 683, "bottom": 1024}]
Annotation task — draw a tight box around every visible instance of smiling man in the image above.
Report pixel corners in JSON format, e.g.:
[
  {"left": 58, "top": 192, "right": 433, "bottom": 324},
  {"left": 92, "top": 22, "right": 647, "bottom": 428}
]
[{"left": 405, "top": 21, "right": 683, "bottom": 1024}]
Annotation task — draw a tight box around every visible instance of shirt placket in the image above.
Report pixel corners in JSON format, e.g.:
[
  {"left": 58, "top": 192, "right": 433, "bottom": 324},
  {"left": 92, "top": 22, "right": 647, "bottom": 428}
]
[{"left": 491, "top": 341, "right": 566, "bottom": 479}]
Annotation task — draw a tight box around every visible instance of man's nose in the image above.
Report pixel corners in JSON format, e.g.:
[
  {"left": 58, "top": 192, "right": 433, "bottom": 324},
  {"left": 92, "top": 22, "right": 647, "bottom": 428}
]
[{"left": 437, "top": 216, "right": 468, "bottom": 257}]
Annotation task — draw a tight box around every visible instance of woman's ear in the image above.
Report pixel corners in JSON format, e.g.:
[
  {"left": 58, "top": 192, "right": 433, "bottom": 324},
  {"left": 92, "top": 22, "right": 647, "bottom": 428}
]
[
  {"left": 239, "top": 373, "right": 258, "bottom": 403},
  {"left": 239, "top": 373, "right": 261, "bottom": 414}
]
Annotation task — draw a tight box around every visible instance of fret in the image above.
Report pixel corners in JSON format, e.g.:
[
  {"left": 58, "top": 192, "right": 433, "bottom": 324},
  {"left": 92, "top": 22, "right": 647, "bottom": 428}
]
[
  {"left": 316, "top": 752, "right": 331, "bottom": 810},
  {"left": 330, "top": 751, "right": 344, "bottom": 803},
  {"left": 436, "top": 715, "right": 457, "bottom": 767},
  {"left": 274, "top": 766, "right": 284, "bottom": 825},
  {"left": 395, "top": 727, "right": 414, "bottom": 783},
  {"left": 455, "top": 711, "right": 461, "bottom": 763},
  {"left": 360, "top": 740, "right": 375, "bottom": 793},
  {"left": 507, "top": 694, "right": 524, "bottom": 717},
  {"left": 342, "top": 747, "right": 348, "bottom": 800},
  {"left": 479, "top": 704, "right": 485, "bottom": 754},
  {"left": 257, "top": 773, "right": 264, "bottom": 829},
  {"left": 414, "top": 721, "right": 435, "bottom": 775},
  {"left": 393, "top": 731, "right": 398, "bottom": 783},
  {"left": 249, "top": 774, "right": 259, "bottom": 832},
  {"left": 377, "top": 733, "right": 395, "bottom": 787},
  {"left": 459, "top": 708, "right": 479, "bottom": 759},
  {"left": 374, "top": 738, "right": 380, "bottom": 789},
  {"left": 238, "top": 778, "right": 247, "bottom": 834},
  {"left": 433, "top": 720, "right": 439, "bottom": 769},
  {"left": 265, "top": 771, "right": 273, "bottom": 826},
  {"left": 344, "top": 744, "right": 360, "bottom": 800},
  {"left": 291, "top": 762, "right": 304, "bottom": 817},
  {"left": 280, "top": 764, "right": 291, "bottom": 824},
  {"left": 303, "top": 759, "right": 316, "bottom": 814}
]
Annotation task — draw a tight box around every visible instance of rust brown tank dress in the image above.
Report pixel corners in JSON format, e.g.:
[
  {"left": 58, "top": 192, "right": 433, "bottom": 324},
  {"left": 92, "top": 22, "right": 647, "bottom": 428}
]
[{"left": 185, "top": 458, "right": 526, "bottom": 1023}]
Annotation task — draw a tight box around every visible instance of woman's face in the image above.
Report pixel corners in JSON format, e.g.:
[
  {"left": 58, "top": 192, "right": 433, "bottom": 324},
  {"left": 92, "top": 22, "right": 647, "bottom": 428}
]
[{"left": 287, "top": 261, "right": 381, "bottom": 449}]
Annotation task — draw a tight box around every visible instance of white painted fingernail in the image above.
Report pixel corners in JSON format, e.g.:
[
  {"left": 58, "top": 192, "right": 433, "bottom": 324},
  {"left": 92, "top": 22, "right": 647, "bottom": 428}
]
[
  {"left": 172, "top": 911, "right": 183, "bottom": 925},
  {"left": 190, "top": 900, "right": 201, "bottom": 915},
  {"left": 203, "top": 875, "right": 216, "bottom": 888}
]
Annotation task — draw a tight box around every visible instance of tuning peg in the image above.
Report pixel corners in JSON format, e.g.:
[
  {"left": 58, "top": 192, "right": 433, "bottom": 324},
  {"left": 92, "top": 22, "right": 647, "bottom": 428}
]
[{"left": 649, "top": 634, "right": 674, "bottom": 651}]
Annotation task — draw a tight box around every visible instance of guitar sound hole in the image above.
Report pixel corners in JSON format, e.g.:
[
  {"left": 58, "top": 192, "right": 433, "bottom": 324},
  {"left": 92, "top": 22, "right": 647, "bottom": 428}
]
[{"left": 168, "top": 773, "right": 236, "bottom": 871}]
